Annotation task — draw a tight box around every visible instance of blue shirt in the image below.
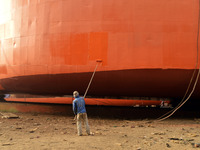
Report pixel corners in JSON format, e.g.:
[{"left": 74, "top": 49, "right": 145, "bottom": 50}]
[{"left": 72, "top": 96, "right": 86, "bottom": 115}]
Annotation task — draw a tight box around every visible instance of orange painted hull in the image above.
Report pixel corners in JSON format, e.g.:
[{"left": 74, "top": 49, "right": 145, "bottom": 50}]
[{"left": 0, "top": 0, "right": 200, "bottom": 104}]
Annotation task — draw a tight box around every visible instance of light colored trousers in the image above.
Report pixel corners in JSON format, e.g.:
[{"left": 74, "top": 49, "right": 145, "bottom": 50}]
[{"left": 77, "top": 113, "right": 90, "bottom": 136}]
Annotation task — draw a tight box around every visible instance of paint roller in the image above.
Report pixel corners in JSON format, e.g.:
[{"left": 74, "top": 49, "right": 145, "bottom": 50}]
[{"left": 74, "top": 59, "right": 102, "bottom": 120}]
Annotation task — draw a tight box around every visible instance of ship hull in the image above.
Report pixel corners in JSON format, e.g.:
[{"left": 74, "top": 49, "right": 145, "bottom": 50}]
[
  {"left": 0, "top": 0, "right": 200, "bottom": 104},
  {"left": 0, "top": 69, "right": 199, "bottom": 99}
]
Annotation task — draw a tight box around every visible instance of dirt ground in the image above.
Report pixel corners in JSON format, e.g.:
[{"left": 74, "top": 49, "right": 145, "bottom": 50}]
[{"left": 0, "top": 112, "right": 200, "bottom": 150}]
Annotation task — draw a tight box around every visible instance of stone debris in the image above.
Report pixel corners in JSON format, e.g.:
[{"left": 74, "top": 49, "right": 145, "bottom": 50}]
[
  {"left": 188, "top": 133, "right": 199, "bottom": 137},
  {"left": 151, "top": 132, "right": 166, "bottom": 135},
  {"left": 95, "top": 131, "right": 102, "bottom": 135},
  {"left": 2, "top": 143, "right": 14, "bottom": 146},
  {"left": 30, "top": 136, "right": 40, "bottom": 139},
  {"left": 186, "top": 139, "right": 194, "bottom": 142},
  {"left": 33, "top": 123, "right": 41, "bottom": 126},
  {"left": 0, "top": 113, "right": 19, "bottom": 119},
  {"left": 147, "top": 124, "right": 155, "bottom": 128},
  {"left": 115, "top": 143, "right": 122, "bottom": 146},
  {"left": 192, "top": 143, "right": 200, "bottom": 148},
  {"left": 168, "top": 137, "right": 196, "bottom": 146},
  {"left": 166, "top": 143, "right": 171, "bottom": 148},
  {"left": 169, "top": 138, "right": 183, "bottom": 141},
  {"left": 122, "top": 134, "right": 128, "bottom": 137},
  {"left": 29, "top": 128, "right": 38, "bottom": 133},
  {"left": 137, "top": 124, "right": 144, "bottom": 127}
]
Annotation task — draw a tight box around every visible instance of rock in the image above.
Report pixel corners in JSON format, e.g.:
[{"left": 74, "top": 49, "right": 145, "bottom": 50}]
[
  {"left": 29, "top": 128, "right": 38, "bottom": 133},
  {"left": 2, "top": 143, "right": 13, "bottom": 146},
  {"left": 192, "top": 143, "right": 200, "bottom": 148},
  {"left": 61, "top": 132, "right": 67, "bottom": 134},
  {"left": 186, "top": 139, "right": 194, "bottom": 142},
  {"left": 0, "top": 113, "right": 19, "bottom": 119},
  {"left": 147, "top": 124, "right": 155, "bottom": 128},
  {"left": 115, "top": 143, "right": 122, "bottom": 146},
  {"left": 188, "top": 133, "right": 199, "bottom": 137},
  {"left": 95, "top": 131, "right": 101, "bottom": 134},
  {"left": 169, "top": 138, "right": 183, "bottom": 141},
  {"left": 124, "top": 140, "right": 128, "bottom": 143},
  {"left": 166, "top": 143, "right": 171, "bottom": 148},
  {"left": 33, "top": 123, "right": 41, "bottom": 126},
  {"left": 152, "top": 132, "right": 166, "bottom": 135},
  {"left": 173, "top": 140, "right": 180, "bottom": 144}
]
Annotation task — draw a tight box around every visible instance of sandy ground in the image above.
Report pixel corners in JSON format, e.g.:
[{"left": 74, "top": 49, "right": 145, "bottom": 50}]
[{"left": 0, "top": 112, "right": 199, "bottom": 150}]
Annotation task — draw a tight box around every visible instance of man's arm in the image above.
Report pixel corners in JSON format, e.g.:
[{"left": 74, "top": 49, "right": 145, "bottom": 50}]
[{"left": 72, "top": 101, "right": 77, "bottom": 115}]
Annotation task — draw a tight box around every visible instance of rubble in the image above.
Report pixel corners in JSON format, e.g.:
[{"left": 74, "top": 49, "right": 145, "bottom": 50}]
[{"left": 0, "top": 113, "right": 19, "bottom": 119}]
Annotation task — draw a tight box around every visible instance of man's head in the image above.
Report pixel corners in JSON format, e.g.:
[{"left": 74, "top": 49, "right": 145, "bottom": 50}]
[{"left": 73, "top": 91, "right": 79, "bottom": 98}]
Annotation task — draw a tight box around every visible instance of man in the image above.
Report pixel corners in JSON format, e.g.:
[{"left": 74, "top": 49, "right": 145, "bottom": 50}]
[{"left": 72, "top": 91, "right": 90, "bottom": 136}]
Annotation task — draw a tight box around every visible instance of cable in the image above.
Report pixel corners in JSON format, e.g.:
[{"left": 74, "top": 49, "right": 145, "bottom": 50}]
[
  {"left": 157, "top": 68, "right": 200, "bottom": 121},
  {"left": 155, "top": 0, "right": 200, "bottom": 121}
]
